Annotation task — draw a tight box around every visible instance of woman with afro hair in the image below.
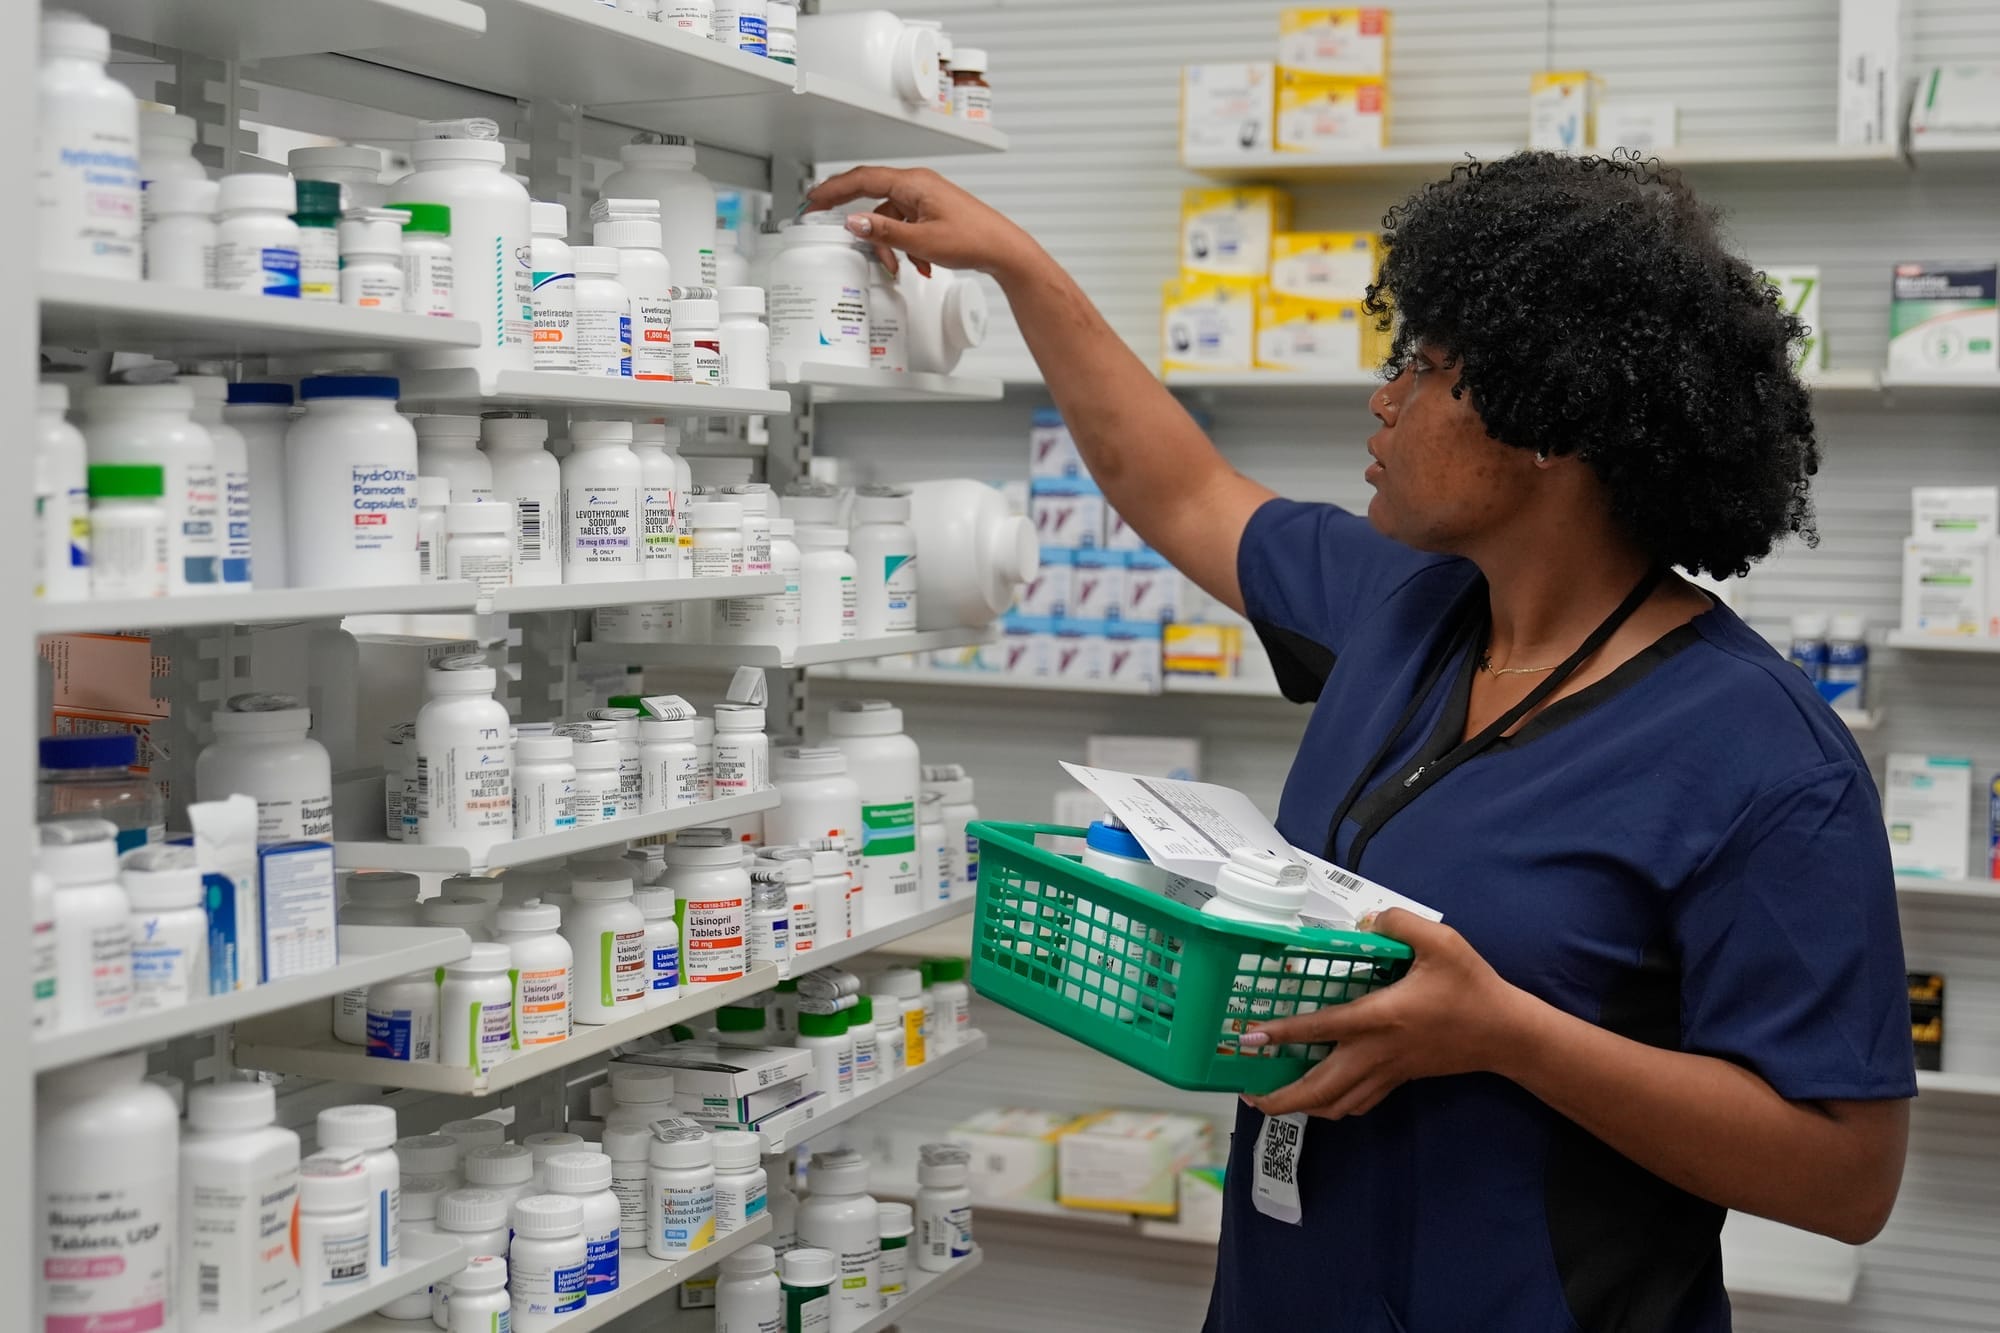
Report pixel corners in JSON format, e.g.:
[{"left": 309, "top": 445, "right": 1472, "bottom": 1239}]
[{"left": 810, "top": 151, "right": 1911, "bottom": 1332}]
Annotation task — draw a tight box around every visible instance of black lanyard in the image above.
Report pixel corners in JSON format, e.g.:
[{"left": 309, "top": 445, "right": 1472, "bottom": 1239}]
[{"left": 1323, "top": 565, "right": 1668, "bottom": 871}]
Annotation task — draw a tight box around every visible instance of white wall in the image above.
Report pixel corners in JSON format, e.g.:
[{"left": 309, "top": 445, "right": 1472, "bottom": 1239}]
[{"left": 814, "top": 1, "right": 2000, "bottom": 1328}]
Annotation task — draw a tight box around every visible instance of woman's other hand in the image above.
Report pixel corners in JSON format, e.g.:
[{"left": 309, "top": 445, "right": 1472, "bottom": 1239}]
[
  {"left": 1241, "top": 908, "right": 1531, "bottom": 1119},
  {"left": 807, "top": 166, "right": 1040, "bottom": 280}
]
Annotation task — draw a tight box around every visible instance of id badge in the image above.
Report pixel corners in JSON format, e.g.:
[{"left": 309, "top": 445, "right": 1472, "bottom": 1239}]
[{"left": 1251, "top": 1111, "right": 1307, "bottom": 1225}]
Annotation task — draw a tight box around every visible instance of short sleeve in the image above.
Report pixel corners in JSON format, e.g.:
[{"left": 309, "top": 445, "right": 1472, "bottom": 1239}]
[
  {"left": 1671, "top": 761, "right": 1916, "bottom": 1101},
  {"left": 1235, "top": 498, "right": 1447, "bottom": 699}
]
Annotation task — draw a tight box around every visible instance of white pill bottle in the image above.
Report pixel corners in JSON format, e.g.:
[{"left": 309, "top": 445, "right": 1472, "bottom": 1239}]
[
  {"left": 39, "top": 12, "right": 140, "bottom": 279},
  {"left": 180, "top": 1081, "right": 303, "bottom": 1331},
  {"left": 415, "top": 655, "right": 514, "bottom": 858},
  {"left": 849, "top": 486, "right": 919, "bottom": 636},
  {"left": 36, "top": 1053, "right": 179, "bottom": 1331},
  {"left": 196, "top": 692, "right": 335, "bottom": 843},
  {"left": 767, "top": 215, "right": 870, "bottom": 374},
  {"left": 599, "top": 134, "right": 718, "bottom": 288},
  {"left": 482, "top": 416, "right": 563, "bottom": 586},
  {"left": 510, "top": 1194, "right": 589, "bottom": 1331},
  {"left": 284, "top": 374, "right": 421, "bottom": 588},
  {"left": 394, "top": 123, "right": 533, "bottom": 375},
  {"left": 561, "top": 420, "right": 643, "bottom": 581},
  {"left": 661, "top": 828, "right": 749, "bottom": 985},
  {"left": 796, "top": 1150, "right": 882, "bottom": 1331},
  {"left": 826, "top": 700, "right": 922, "bottom": 930}
]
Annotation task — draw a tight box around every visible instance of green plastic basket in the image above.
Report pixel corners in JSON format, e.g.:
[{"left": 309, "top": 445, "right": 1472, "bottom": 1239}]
[{"left": 967, "top": 820, "right": 1414, "bottom": 1094}]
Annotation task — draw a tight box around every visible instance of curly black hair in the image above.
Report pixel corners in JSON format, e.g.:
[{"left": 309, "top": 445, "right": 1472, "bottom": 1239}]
[{"left": 1362, "top": 150, "right": 1818, "bottom": 580}]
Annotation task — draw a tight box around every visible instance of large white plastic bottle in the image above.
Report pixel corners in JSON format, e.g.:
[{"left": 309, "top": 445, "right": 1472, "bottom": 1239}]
[
  {"left": 849, "top": 486, "right": 918, "bottom": 637},
  {"left": 414, "top": 655, "right": 515, "bottom": 860},
  {"left": 825, "top": 700, "right": 921, "bottom": 930},
  {"left": 598, "top": 134, "right": 718, "bottom": 288},
  {"left": 796, "top": 1150, "right": 882, "bottom": 1331},
  {"left": 1202, "top": 847, "right": 1313, "bottom": 1034},
  {"left": 796, "top": 11, "right": 939, "bottom": 109},
  {"left": 592, "top": 198, "right": 676, "bottom": 382},
  {"left": 904, "top": 479, "right": 1038, "bottom": 630},
  {"left": 180, "top": 1081, "right": 303, "bottom": 1331},
  {"left": 392, "top": 123, "right": 534, "bottom": 377},
  {"left": 415, "top": 414, "right": 496, "bottom": 502},
  {"left": 561, "top": 420, "right": 643, "bottom": 582},
  {"left": 482, "top": 416, "right": 562, "bottom": 586},
  {"left": 39, "top": 12, "right": 141, "bottom": 279},
  {"left": 897, "top": 264, "right": 989, "bottom": 373}
]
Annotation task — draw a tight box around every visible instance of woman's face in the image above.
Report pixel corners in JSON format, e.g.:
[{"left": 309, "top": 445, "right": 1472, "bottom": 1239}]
[{"left": 1364, "top": 344, "right": 1541, "bottom": 554}]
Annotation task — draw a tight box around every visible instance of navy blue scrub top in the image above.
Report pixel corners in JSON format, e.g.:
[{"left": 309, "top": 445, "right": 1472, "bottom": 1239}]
[{"left": 1203, "top": 499, "right": 1915, "bottom": 1333}]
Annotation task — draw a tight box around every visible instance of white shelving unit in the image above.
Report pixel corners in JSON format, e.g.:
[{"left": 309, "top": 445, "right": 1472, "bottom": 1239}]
[
  {"left": 850, "top": 1254, "right": 986, "bottom": 1333},
  {"left": 762, "top": 1032, "right": 989, "bottom": 1155},
  {"left": 56, "top": 0, "right": 484, "bottom": 60},
  {"left": 1180, "top": 139, "right": 1906, "bottom": 183},
  {"left": 790, "top": 362, "right": 1009, "bottom": 404},
  {"left": 42, "top": 276, "right": 481, "bottom": 358},
  {"left": 1882, "top": 631, "right": 2000, "bottom": 654},
  {"left": 394, "top": 367, "right": 791, "bottom": 416},
  {"left": 35, "top": 925, "right": 468, "bottom": 1071},
  {"left": 486, "top": 573, "right": 785, "bottom": 615},
  {"left": 578, "top": 626, "right": 994, "bottom": 669},
  {"left": 802, "top": 896, "right": 973, "bottom": 973},
  {"left": 235, "top": 964, "right": 782, "bottom": 1096},
  {"left": 282, "top": 1230, "right": 467, "bottom": 1333},
  {"left": 35, "top": 582, "right": 483, "bottom": 635},
  {"left": 334, "top": 789, "right": 780, "bottom": 872},
  {"left": 616, "top": 70, "right": 1009, "bottom": 162},
  {"left": 815, "top": 663, "right": 1163, "bottom": 696}
]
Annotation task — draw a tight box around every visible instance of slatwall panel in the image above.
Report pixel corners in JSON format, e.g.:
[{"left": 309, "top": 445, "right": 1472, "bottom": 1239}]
[{"left": 809, "top": 0, "right": 2000, "bottom": 1327}]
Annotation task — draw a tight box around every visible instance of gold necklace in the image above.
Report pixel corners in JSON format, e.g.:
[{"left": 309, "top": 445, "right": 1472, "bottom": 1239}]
[{"left": 1476, "top": 652, "right": 1560, "bottom": 676}]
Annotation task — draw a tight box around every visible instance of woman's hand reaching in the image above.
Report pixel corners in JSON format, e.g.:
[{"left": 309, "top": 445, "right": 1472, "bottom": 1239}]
[
  {"left": 806, "top": 165, "right": 1042, "bottom": 280},
  {"left": 1240, "top": 908, "right": 1531, "bottom": 1120}
]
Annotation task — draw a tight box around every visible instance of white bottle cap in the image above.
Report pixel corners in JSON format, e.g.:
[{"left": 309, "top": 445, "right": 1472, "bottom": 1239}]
[
  {"left": 544, "top": 1150, "right": 614, "bottom": 1193},
  {"left": 401, "top": 1174, "right": 453, "bottom": 1222},
  {"left": 300, "top": 1152, "right": 371, "bottom": 1211},
  {"left": 597, "top": 217, "right": 666, "bottom": 251},
  {"left": 757, "top": 850, "right": 814, "bottom": 885},
  {"left": 611, "top": 1063, "right": 676, "bottom": 1103},
  {"left": 150, "top": 176, "right": 220, "bottom": 217},
  {"left": 42, "top": 12, "right": 111, "bottom": 63},
  {"left": 523, "top": 1132, "right": 584, "bottom": 1167},
  {"left": 694, "top": 718, "right": 715, "bottom": 746},
  {"left": 771, "top": 516, "right": 795, "bottom": 538},
  {"left": 806, "top": 1150, "right": 870, "bottom": 1196},
  {"left": 916, "top": 1154, "right": 970, "bottom": 1188},
  {"left": 410, "top": 136, "right": 505, "bottom": 167},
  {"left": 571, "top": 867, "right": 635, "bottom": 901},
  {"left": 953, "top": 46, "right": 989, "bottom": 73},
  {"left": 395, "top": 1133, "right": 462, "bottom": 1177},
  {"left": 453, "top": 1254, "right": 509, "bottom": 1294},
  {"left": 781, "top": 218, "right": 855, "bottom": 249},
  {"left": 639, "top": 716, "right": 695, "bottom": 743},
  {"left": 448, "top": 500, "right": 513, "bottom": 535},
  {"left": 569, "top": 738, "right": 621, "bottom": 773},
  {"left": 84, "top": 383, "right": 195, "bottom": 415},
  {"left": 515, "top": 733, "right": 575, "bottom": 765},
  {"left": 512, "top": 1193, "right": 583, "bottom": 1239},
  {"left": 423, "top": 898, "right": 492, "bottom": 931},
  {"left": 828, "top": 699, "right": 904, "bottom": 737},
  {"left": 37, "top": 818, "right": 120, "bottom": 886},
  {"left": 428, "top": 654, "right": 498, "bottom": 694},
  {"left": 438, "top": 1187, "right": 512, "bottom": 1233},
  {"left": 464, "top": 1143, "right": 534, "bottom": 1187},
  {"left": 876, "top": 966, "right": 923, "bottom": 1001},
  {"left": 795, "top": 523, "right": 850, "bottom": 551},
  {"left": 495, "top": 900, "right": 562, "bottom": 934},
  {"left": 447, "top": 942, "right": 512, "bottom": 976},
  {"left": 38, "top": 381, "right": 68, "bottom": 414},
  {"left": 571, "top": 419, "right": 635, "bottom": 447},
  {"left": 1213, "top": 847, "right": 1310, "bottom": 916},
  {"left": 665, "top": 835, "right": 741, "bottom": 869},
  {"left": 1830, "top": 612, "right": 1866, "bottom": 640},
  {"left": 634, "top": 887, "right": 677, "bottom": 920},
  {"left": 815, "top": 847, "right": 851, "bottom": 878},
  {"left": 347, "top": 870, "right": 421, "bottom": 906},
  {"left": 291, "top": 144, "right": 384, "bottom": 177},
  {"left": 672, "top": 297, "right": 719, "bottom": 328},
  {"left": 649, "top": 1126, "right": 714, "bottom": 1170},
  {"left": 211, "top": 693, "right": 313, "bottom": 735},
  {"left": 1790, "top": 611, "right": 1829, "bottom": 637},
  {"left": 852, "top": 486, "right": 912, "bottom": 525},
  {"left": 691, "top": 501, "right": 745, "bottom": 530},
  {"left": 715, "top": 702, "right": 765, "bottom": 732},
  {"left": 572, "top": 245, "right": 621, "bottom": 277},
  {"left": 318, "top": 1103, "right": 398, "bottom": 1152},
  {"left": 483, "top": 417, "right": 549, "bottom": 447},
  {"left": 415, "top": 413, "right": 483, "bottom": 442},
  {"left": 877, "top": 1201, "right": 914, "bottom": 1237},
  {"left": 782, "top": 1247, "right": 836, "bottom": 1288},
  {"left": 723, "top": 1243, "right": 779, "bottom": 1280},
  {"left": 120, "top": 844, "right": 204, "bottom": 910},
  {"left": 187, "top": 1080, "right": 278, "bottom": 1133},
  {"left": 712, "top": 1131, "right": 763, "bottom": 1170},
  {"left": 530, "top": 200, "right": 569, "bottom": 237},
  {"left": 632, "top": 422, "right": 673, "bottom": 448},
  {"left": 602, "top": 1124, "right": 653, "bottom": 1163},
  {"left": 439, "top": 1119, "right": 508, "bottom": 1151},
  {"left": 718, "top": 286, "right": 766, "bottom": 317},
  {"left": 217, "top": 172, "right": 296, "bottom": 216}
]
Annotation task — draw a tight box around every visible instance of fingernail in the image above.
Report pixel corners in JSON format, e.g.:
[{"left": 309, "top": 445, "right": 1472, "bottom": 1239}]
[
  {"left": 1358, "top": 911, "right": 1380, "bottom": 933},
  {"left": 844, "top": 214, "right": 872, "bottom": 236},
  {"left": 1238, "top": 1030, "right": 1270, "bottom": 1049}
]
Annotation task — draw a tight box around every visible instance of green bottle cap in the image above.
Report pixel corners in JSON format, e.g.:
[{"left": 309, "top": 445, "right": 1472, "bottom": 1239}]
[
  {"left": 89, "top": 463, "right": 165, "bottom": 498},
  {"left": 715, "top": 1005, "right": 767, "bottom": 1033},
  {"left": 608, "top": 694, "right": 645, "bottom": 713},
  {"left": 292, "top": 179, "right": 342, "bottom": 221},
  {"left": 390, "top": 201, "right": 453, "bottom": 235},
  {"left": 851, "top": 994, "right": 874, "bottom": 1025},
  {"left": 919, "top": 959, "right": 937, "bottom": 987},
  {"left": 797, "top": 1009, "right": 848, "bottom": 1037},
  {"left": 933, "top": 958, "right": 966, "bottom": 984},
  {"left": 775, "top": 978, "right": 798, "bottom": 994}
]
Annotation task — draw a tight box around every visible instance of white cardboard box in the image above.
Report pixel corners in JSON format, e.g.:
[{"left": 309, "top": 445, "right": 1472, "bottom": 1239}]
[
  {"left": 1884, "top": 753, "right": 1973, "bottom": 880},
  {"left": 1181, "top": 62, "right": 1276, "bottom": 159},
  {"left": 1057, "top": 1111, "right": 1215, "bottom": 1216},
  {"left": 1901, "top": 538, "right": 1987, "bottom": 637},
  {"left": 617, "top": 1045, "right": 817, "bottom": 1097},
  {"left": 1594, "top": 99, "right": 1677, "bottom": 151},
  {"left": 949, "top": 1108, "right": 1082, "bottom": 1204},
  {"left": 1913, "top": 486, "right": 2000, "bottom": 541},
  {"left": 1838, "top": 0, "right": 1910, "bottom": 146}
]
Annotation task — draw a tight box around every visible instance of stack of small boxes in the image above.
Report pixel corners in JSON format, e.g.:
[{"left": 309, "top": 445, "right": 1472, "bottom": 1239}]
[
  {"left": 1902, "top": 486, "right": 2000, "bottom": 640},
  {"left": 1180, "top": 9, "right": 1391, "bottom": 162}
]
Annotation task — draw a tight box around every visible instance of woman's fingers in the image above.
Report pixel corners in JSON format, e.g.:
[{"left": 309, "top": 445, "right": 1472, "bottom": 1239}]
[
  {"left": 806, "top": 165, "right": 914, "bottom": 213},
  {"left": 1244, "top": 1044, "right": 1377, "bottom": 1117},
  {"left": 1238, "top": 989, "right": 1379, "bottom": 1050}
]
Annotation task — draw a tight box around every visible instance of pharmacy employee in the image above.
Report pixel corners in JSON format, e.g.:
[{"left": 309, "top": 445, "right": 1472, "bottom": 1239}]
[{"left": 811, "top": 154, "right": 1914, "bottom": 1332}]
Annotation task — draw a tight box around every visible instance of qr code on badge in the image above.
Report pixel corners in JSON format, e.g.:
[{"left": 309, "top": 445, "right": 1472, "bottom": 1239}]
[{"left": 1260, "top": 1116, "right": 1301, "bottom": 1185}]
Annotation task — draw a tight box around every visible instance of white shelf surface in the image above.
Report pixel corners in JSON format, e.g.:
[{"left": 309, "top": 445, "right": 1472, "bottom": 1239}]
[
  {"left": 343, "top": 1217, "right": 774, "bottom": 1333},
  {"left": 395, "top": 368, "right": 791, "bottom": 416},
  {"left": 1917, "top": 1070, "right": 2000, "bottom": 1097},
  {"left": 486, "top": 574, "right": 784, "bottom": 615},
  {"left": 789, "top": 363, "right": 1008, "bottom": 404},
  {"left": 804, "top": 897, "right": 973, "bottom": 973},
  {"left": 335, "top": 789, "right": 780, "bottom": 873},
  {"left": 235, "top": 964, "right": 782, "bottom": 1096},
  {"left": 1883, "top": 631, "right": 2000, "bottom": 654},
  {"left": 609, "top": 71, "right": 1008, "bottom": 163},
  {"left": 849, "top": 1252, "right": 985, "bottom": 1333},
  {"left": 1181, "top": 140, "right": 1904, "bottom": 183},
  {"left": 579, "top": 626, "right": 994, "bottom": 669},
  {"left": 814, "top": 664, "right": 1162, "bottom": 696},
  {"left": 763, "top": 1032, "right": 987, "bottom": 1155},
  {"left": 1880, "top": 371, "right": 2000, "bottom": 392},
  {"left": 1897, "top": 876, "right": 2000, "bottom": 903},
  {"left": 41, "top": 276, "right": 480, "bottom": 358},
  {"left": 370, "top": 0, "right": 794, "bottom": 108},
  {"left": 287, "top": 1228, "right": 465, "bottom": 1333},
  {"left": 36, "top": 582, "right": 484, "bottom": 636},
  {"left": 61, "top": 0, "right": 483, "bottom": 60},
  {"left": 34, "top": 926, "right": 469, "bottom": 1072},
  {"left": 1163, "top": 675, "right": 1284, "bottom": 698}
]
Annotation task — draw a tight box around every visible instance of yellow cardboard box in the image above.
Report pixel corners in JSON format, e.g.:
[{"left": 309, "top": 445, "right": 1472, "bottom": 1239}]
[
  {"left": 1529, "top": 71, "right": 1599, "bottom": 152},
  {"left": 1164, "top": 622, "right": 1243, "bottom": 677},
  {"left": 1162, "top": 278, "right": 1259, "bottom": 373},
  {"left": 1255, "top": 293, "right": 1374, "bottom": 374},
  {"left": 1180, "top": 187, "right": 1292, "bottom": 280},
  {"left": 1269, "top": 231, "right": 1381, "bottom": 302},
  {"left": 1278, "top": 7, "right": 1392, "bottom": 78},
  {"left": 1276, "top": 71, "right": 1387, "bottom": 153}
]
